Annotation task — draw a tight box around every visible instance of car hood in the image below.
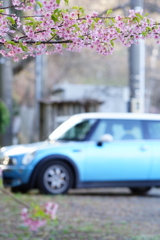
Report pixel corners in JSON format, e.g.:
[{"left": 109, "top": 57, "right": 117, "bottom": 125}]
[{"left": 0, "top": 141, "right": 57, "bottom": 156}]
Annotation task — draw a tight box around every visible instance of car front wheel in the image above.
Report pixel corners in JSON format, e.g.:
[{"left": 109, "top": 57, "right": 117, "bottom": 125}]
[
  {"left": 37, "top": 161, "right": 73, "bottom": 195},
  {"left": 129, "top": 187, "right": 151, "bottom": 195}
]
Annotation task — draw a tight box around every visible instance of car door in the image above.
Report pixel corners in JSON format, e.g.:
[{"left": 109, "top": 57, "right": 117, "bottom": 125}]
[
  {"left": 143, "top": 120, "right": 160, "bottom": 180},
  {"left": 84, "top": 119, "right": 152, "bottom": 182}
]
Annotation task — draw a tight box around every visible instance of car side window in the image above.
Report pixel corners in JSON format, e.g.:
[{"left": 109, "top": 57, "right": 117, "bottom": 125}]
[
  {"left": 89, "top": 120, "right": 108, "bottom": 141},
  {"left": 57, "top": 119, "right": 96, "bottom": 141},
  {"left": 110, "top": 120, "right": 142, "bottom": 140},
  {"left": 90, "top": 119, "right": 143, "bottom": 141},
  {"left": 145, "top": 121, "right": 160, "bottom": 139}
]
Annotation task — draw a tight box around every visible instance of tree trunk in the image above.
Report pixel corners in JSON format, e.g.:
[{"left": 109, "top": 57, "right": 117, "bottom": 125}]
[{"left": 0, "top": 0, "right": 13, "bottom": 146}]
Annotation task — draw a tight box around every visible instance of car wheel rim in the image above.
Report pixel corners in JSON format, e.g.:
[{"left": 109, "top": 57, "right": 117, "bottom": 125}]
[{"left": 43, "top": 165, "right": 69, "bottom": 194}]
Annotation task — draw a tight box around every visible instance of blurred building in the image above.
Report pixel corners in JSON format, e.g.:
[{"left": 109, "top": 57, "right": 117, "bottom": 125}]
[{"left": 39, "top": 83, "right": 129, "bottom": 140}]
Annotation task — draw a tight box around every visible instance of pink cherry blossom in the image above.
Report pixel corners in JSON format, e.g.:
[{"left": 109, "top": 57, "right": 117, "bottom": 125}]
[
  {"left": 24, "top": 218, "right": 46, "bottom": 231},
  {"left": 45, "top": 202, "right": 59, "bottom": 219},
  {"left": 0, "top": 1, "right": 158, "bottom": 61},
  {"left": 0, "top": 166, "right": 2, "bottom": 177},
  {"left": 21, "top": 202, "right": 58, "bottom": 232}
]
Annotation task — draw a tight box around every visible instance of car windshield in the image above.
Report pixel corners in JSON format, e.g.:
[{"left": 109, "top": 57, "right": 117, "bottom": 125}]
[{"left": 49, "top": 117, "right": 96, "bottom": 141}]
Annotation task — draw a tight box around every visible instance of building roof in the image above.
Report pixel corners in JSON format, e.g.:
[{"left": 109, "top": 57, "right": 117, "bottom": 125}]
[
  {"left": 39, "top": 99, "right": 103, "bottom": 105},
  {"left": 51, "top": 82, "right": 129, "bottom": 102}
]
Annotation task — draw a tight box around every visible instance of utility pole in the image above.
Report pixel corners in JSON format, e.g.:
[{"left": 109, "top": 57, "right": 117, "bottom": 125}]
[
  {"left": 129, "top": 0, "right": 145, "bottom": 113},
  {"left": 35, "top": 55, "right": 42, "bottom": 141},
  {"left": 35, "top": 2, "right": 48, "bottom": 141},
  {"left": 0, "top": 0, "right": 13, "bottom": 146},
  {"left": 35, "top": 54, "right": 48, "bottom": 142}
]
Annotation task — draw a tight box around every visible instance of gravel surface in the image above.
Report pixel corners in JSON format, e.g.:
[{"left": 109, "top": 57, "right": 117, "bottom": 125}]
[
  {"left": 1, "top": 187, "right": 160, "bottom": 240},
  {"left": 61, "top": 188, "right": 160, "bottom": 236}
]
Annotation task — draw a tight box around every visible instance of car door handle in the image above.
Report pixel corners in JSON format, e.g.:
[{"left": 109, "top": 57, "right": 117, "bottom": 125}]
[
  {"left": 140, "top": 146, "right": 149, "bottom": 151},
  {"left": 72, "top": 149, "right": 81, "bottom": 152}
]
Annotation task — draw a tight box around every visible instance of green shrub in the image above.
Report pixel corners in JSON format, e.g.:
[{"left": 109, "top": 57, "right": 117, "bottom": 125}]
[{"left": 0, "top": 101, "right": 10, "bottom": 134}]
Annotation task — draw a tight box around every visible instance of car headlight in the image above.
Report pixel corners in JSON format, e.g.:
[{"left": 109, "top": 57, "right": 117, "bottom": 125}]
[
  {"left": 1, "top": 156, "right": 17, "bottom": 165},
  {"left": 22, "top": 151, "right": 36, "bottom": 165}
]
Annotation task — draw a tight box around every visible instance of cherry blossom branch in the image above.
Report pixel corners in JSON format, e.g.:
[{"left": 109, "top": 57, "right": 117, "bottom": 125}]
[
  {"left": 0, "top": 0, "right": 159, "bottom": 62},
  {"left": 0, "top": 12, "right": 43, "bottom": 18},
  {"left": 14, "top": 40, "right": 73, "bottom": 44},
  {"left": 0, "top": 186, "right": 30, "bottom": 208},
  {"left": 0, "top": 184, "right": 58, "bottom": 233},
  {"left": 0, "top": 5, "right": 19, "bottom": 9}
]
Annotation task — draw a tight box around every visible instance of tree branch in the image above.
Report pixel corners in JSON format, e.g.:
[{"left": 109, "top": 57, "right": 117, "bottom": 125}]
[{"left": 0, "top": 186, "right": 29, "bottom": 208}]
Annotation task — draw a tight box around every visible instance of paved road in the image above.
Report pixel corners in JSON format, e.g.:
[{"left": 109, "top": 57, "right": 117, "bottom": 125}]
[{"left": 55, "top": 187, "right": 160, "bottom": 237}]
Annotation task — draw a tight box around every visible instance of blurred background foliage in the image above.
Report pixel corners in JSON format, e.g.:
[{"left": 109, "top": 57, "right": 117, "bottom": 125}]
[{"left": 0, "top": 101, "right": 9, "bottom": 134}]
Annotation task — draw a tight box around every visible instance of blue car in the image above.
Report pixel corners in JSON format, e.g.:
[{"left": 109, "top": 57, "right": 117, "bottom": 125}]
[{"left": 1, "top": 112, "right": 160, "bottom": 195}]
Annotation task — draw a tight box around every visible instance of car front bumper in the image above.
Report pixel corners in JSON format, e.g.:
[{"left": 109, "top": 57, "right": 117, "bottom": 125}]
[{"left": 2, "top": 165, "right": 33, "bottom": 187}]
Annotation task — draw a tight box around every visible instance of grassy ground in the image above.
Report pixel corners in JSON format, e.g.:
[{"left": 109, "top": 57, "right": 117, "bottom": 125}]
[{"left": 0, "top": 187, "right": 160, "bottom": 240}]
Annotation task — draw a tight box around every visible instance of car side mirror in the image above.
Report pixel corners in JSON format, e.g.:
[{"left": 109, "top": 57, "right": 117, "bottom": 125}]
[{"left": 97, "top": 134, "right": 113, "bottom": 146}]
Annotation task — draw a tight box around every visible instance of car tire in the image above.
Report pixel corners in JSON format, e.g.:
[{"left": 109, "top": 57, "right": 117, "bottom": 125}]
[
  {"left": 129, "top": 187, "right": 151, "bottom": 195},
  {"left": 37, "top": 161, "right": 73, "bottom": 195},
  {"left": 11, "top": 185, "right": 29, "bottom": 194}
]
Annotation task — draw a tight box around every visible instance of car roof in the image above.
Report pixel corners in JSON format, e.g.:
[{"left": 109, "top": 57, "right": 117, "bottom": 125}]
[{"left": 71, "top": 112, "right": 160, "bottom": 121}]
